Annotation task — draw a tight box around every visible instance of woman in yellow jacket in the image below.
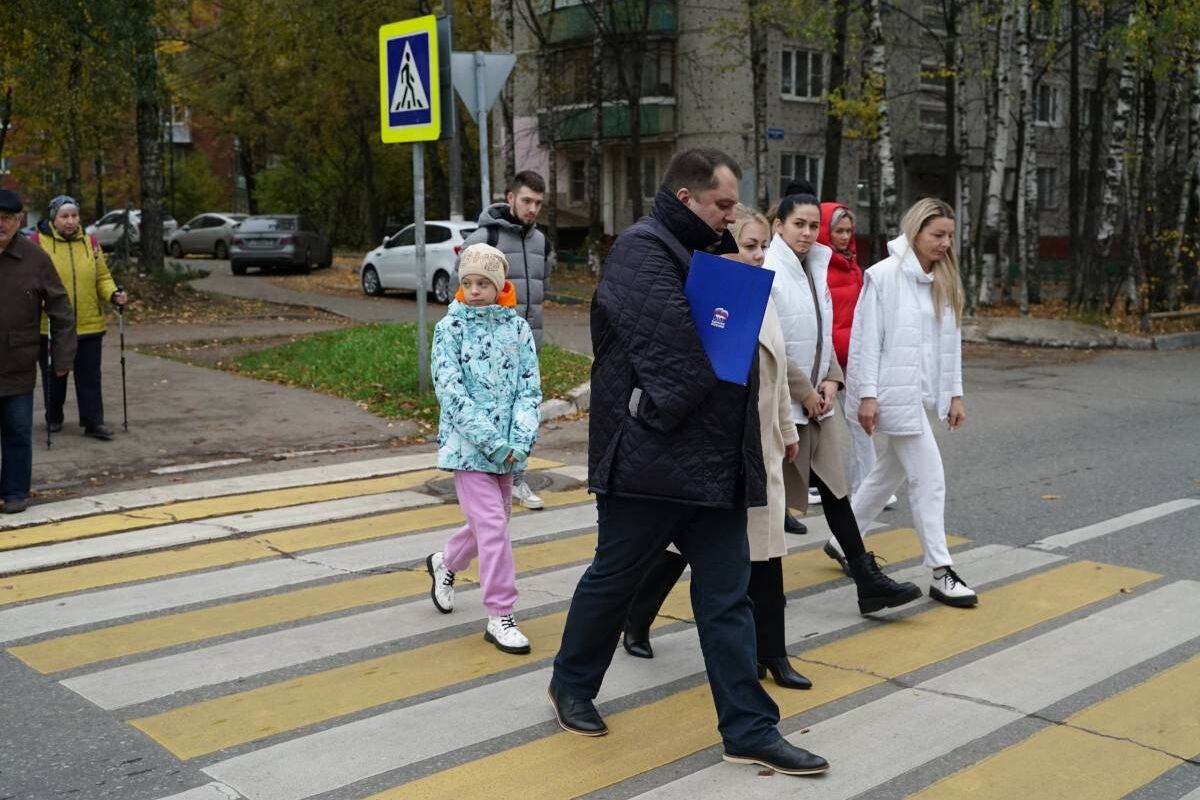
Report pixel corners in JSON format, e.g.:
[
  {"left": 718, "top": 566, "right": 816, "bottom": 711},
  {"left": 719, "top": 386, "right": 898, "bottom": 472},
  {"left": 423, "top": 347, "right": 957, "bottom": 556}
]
[{"left": 34, "top": 196, "right": 128, "bottom": 440}]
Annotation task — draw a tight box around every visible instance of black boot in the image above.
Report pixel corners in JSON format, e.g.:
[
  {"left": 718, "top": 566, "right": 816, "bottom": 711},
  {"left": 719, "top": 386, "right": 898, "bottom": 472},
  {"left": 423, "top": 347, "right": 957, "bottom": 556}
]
[
  {"left": 757, "top": 657, "right": 812, "bottom": 689},
  {"left": 622, "top": 550, "right": 687, "bottom": 659},
  {"left": 784, "top": 512, "right": 808, "bottom": 535},
  {"left": 848, "top": 551, "right": 923, "bottom": 615}
]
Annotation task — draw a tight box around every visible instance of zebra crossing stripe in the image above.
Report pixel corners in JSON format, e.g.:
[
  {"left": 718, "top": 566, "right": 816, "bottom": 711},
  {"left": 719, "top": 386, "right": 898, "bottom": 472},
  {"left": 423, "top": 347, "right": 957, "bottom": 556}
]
[
  {"left": 194, "top": 545, "right": 1052, "bottom": 800},
  {"left": 911, "top": 654, "right": 1200, "bottom": 800},
  {"left": 362, "top": 562, "right": 1156, "bottom": 800},
  {"left": 638, "top": 580, "right": 1200, "bottom": 800},
  {"left": 1030, "top": 498, "right": 1200, "bottom": 551},
  {"left": 0, "top": 502, "right": 599, "bottom": 644},
  {"left": 129, "top": 528, "right": 944, "bottom": 760},
  {"left": 0, "top": 488, "right": 591, "bottom": 607}
]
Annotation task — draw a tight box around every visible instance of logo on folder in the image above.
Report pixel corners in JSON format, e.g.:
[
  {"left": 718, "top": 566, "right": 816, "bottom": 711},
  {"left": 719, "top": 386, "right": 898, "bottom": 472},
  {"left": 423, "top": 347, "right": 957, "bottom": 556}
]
[{"left": 710, "top": 307, "right": 730, "bottom": 329}]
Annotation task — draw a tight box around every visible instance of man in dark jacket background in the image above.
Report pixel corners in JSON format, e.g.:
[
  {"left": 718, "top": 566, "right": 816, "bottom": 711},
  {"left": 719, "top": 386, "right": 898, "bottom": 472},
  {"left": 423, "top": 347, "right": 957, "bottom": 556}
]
[
  {"left": 0, "top": 188, "right": 77, "bottom": 514},
  {"left": 458, "top": 170, "right": 549, "bottom": 510},
  {"left": 546, "top": 150, "right": 829, "bottom": 776}
]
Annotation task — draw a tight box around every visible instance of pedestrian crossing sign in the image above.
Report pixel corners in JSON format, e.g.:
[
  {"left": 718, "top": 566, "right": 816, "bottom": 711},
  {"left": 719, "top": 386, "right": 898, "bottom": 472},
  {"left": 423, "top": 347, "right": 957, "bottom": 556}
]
[{"left": 379, "top": 16, "right": 440, "bottom": 143}]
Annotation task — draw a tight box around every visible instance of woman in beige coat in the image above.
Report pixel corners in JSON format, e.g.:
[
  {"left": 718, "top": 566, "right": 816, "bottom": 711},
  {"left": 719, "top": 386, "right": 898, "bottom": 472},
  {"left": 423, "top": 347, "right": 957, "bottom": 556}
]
[{"left": 620, "top": 206, "right": 813, "bottom": 690}]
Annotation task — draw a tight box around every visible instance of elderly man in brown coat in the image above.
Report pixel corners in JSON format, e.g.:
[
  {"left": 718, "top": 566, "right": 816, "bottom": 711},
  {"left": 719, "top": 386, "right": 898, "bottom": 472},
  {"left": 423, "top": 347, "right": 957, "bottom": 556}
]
[{"left": 0, "top": 188, "right": 76, "bottom": 513}]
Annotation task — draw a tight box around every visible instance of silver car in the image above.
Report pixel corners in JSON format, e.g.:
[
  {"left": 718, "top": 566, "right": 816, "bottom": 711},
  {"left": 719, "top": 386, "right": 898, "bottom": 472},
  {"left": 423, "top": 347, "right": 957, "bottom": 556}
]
[
  {"left": 86, "top": 210, "right": 178, "bottom": 253},
  {"left": 230, "top": 214, "right": 333, "bottom": 275},
  {"left": 169, "top": 213, "right": 248, "bottom": 259}
]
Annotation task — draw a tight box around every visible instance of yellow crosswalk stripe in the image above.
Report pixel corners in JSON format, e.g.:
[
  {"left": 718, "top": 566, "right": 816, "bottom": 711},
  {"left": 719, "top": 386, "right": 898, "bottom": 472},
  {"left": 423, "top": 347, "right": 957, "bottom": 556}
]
[
  {"left": 0, "top": 489, "right": 592, "bottom": 607},
  {"left": 364, "top": 561, "right": 1156, "bottom": 800},
  {"left": 909, "top": 654, "right": 1200, "bottom": 800},
  {"left": 9, "top": 531, "right": 602, "bottom": 674},
  {"left": 129, "top": 528, "right": 950, "bottom": 760},
  {"left": 0, "top": 458, "right": 563, "bottom": 552}
]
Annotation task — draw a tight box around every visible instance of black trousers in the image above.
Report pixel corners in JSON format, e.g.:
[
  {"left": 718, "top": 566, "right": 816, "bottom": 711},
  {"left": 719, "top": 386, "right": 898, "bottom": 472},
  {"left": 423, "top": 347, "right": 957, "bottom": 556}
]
[
  {"left": 813, "top": 471, "right": 867, "bottom": 560},
  {"left": 39, "top": 333, "right": 105, "bottom": 429},
  {"left": 553, "top": 493, "right": 782, "bottom": 750}
]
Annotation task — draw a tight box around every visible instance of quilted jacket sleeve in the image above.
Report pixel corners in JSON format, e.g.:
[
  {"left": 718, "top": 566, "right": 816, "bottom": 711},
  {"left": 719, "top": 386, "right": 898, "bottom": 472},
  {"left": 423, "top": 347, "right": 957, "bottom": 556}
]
[
  {"left": 848, "top": 273, "right": 883, "bottom": 399},
  {"left": 431, "top": 319, "right": 506, "bottom": 456},
  {"left": 596, "top": 231, "right": 718, "bottom": 433},
  {"left": 507, "top": 318, "right": 542, "bottom": 454}
]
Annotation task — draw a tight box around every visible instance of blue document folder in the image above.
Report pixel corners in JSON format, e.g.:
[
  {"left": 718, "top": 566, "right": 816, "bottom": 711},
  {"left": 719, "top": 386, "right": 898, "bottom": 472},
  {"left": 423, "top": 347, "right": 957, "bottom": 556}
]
[{"left": 684, "top": 250, "right": 775, "bottom": 385}]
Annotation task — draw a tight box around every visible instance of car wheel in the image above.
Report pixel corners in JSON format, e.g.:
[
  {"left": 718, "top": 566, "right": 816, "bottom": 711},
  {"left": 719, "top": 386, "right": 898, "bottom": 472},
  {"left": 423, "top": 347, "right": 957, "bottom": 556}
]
[
  {"left": 361, "top": 265, "right": 384, "bottom": 296},
  {"left": 432, "top": 270, "right": 453, "bottom": 305},
  {"left": 231, "top": 261, "right": 247, "bottom": 276},
  {"left": 169, "top": 241, "right": 183, "bottom": 258},
  {"left": 214, "top": 240, "right": 228, "bottom": 260},
  {"left": 299, "top": 247, "right": 313, "bottom": 274}
]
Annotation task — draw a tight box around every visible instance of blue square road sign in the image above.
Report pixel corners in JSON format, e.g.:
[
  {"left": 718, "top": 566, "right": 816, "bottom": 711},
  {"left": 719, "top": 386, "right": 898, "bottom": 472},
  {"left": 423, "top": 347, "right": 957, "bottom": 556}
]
[{"left": 379, "top": 16, "right": 441, "bottom": 143}]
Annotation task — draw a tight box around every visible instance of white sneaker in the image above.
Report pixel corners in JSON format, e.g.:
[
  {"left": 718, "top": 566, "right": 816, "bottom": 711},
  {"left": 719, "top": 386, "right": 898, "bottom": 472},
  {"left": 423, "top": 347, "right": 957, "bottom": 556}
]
[
  {"left": 485, "top": 614, "right": 531, "bottom": 654},
  {"left": 808, "top": 487, "right": 822, "bottom": 505},
  {"left": 884, "top": 494, "right": 899, "bottom": 509},
  {"left": 513, "top": 479, "right": 545, "bottom": 510},
  {"left": 929, "top": 566, "right": 978, "bottom": 607},
  {"left": 426, "top": 552, "right": 455, "bottom": 613}
]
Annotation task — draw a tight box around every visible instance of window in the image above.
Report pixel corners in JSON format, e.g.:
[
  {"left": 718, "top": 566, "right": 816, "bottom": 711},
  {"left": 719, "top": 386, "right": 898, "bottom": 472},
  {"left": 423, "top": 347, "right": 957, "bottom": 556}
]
[
  {"left": 857, "top": 159, "right": 873, "bottom": 208},
  {"left": 640, "top": 42, "right": 675, "bottom": 96},
  {"left": 1035, "top": 83, "right": 1062, "bottom": 126},
  {"left": 0, "top": 157, "right": 10, "bottom": 175},
  {"left": 1037, "top": 167, "right": 1058, "bottom": 210},
  {"left": 626, "top": 155, "right": 657, "bottom": 200},
  {"left": 781, "top": 48, "right": 823, "bottom": 100},
  {"left": 779, "top": 153, "right": 821, "bottom": 198},
  {"left": 919, "top": 102, "right": 947, "bottom": 129},
  {"left": 569, "top": 159, "right": 586, "bottom": 203},
  {"left": 919, "top": 60, "right": 948, "bottom": 95},
  {"left": 388, "top": 225, "right": 415, "bottom": 247},
  {"left": 1033, "top": 3, "right": 1069, "bottom": 39},
  {"left": 427, "top": 225, "right": 452, "bottom": 244},
  {"left": 921, "top": 3, "right": 947, "bottom": 35}
]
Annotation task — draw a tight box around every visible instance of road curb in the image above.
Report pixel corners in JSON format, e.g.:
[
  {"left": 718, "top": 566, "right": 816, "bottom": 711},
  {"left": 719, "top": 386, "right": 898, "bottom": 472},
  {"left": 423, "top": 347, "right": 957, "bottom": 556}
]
[{"left": 540, "top": 381, "right": 591, "bottom": 422}]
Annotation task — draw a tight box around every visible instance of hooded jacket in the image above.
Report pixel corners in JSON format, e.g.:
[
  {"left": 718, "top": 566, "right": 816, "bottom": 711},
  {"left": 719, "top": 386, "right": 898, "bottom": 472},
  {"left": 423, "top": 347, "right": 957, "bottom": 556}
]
[
  {"left": 817, "top": 202, "right": 863, "bottom": 370},
  {"left": 845, "top": 234, "right": 963, "bottom": 435},
  {"left": 431, "top": 294, "right": 542, "bottom": 474},
  {"left": 587, "top": 185, "right": 767, "bottom": 509},
  {"left": 459, "top": 203, "right": 546, "bottom": 348},
  {"left": 0, "top": 234, "right": 77, "bottom": 396},
  {"left": 32, "top": 222, "right": 118, "bottom": 337}
]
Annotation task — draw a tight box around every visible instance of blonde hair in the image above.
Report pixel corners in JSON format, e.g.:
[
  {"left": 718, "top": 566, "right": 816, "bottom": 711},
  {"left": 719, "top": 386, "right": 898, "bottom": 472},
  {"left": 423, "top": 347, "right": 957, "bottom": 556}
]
[
  {"left": 730, "top": 204, "right": 769, "bottom": 245},
  {"left": 900, "top": 198, "right": 963, "bottom": 326}
]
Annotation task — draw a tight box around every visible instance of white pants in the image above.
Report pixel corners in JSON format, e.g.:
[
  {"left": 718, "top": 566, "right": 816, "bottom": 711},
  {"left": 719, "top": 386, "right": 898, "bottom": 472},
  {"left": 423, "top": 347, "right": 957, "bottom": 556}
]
[
  {"left": 850, "top": 410, "right": 953, "bottom": 568},
  {"left": 840, "top": 390, "right": 876, "bottom": 496}
]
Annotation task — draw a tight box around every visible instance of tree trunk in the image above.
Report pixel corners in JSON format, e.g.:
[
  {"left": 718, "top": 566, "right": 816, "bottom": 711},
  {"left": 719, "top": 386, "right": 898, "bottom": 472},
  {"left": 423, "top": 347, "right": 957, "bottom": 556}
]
[
  {"left": 93, "top": 153, "right": 106, "bottom": 217},
  {"left": 1015, "top": 0, "right": 1036, "bottom": 315},
  {"left": 954, "top": 15, "right": 974, "bottom": 316},
  {"left": 749, "top": 0, "right": 770, "bottom": 209},
  {"left": 868, "top": 0, "right": 898, "bottom": 236},
  {"left": 1168, "top": 57, "right": 1200, "bottom": 310},
  {"left": 943, "top": 1, "right": 958, "bottom": 201},
  {"left": 969, "top": 17, "right": 1000, "bottom": 309},
  {"left": 1066, "top": 0, "right": 1083, "bottom": 306},
  {"left": 65, "top": 35, "right": 85, "bottom": 203},
  {"left": 979, "top": 0, "right": 1015, "bottom": 306},
  {"left": 501, "top": 0, "right": 517, "bottom": 187},
  {"left": 357, "top": 119, "right": 382, "bottom": 244},
  {"left": 587, "top": 35, "right": 604, "bottom": 275},
  {"left": 0, "top": 87, "right": 11, "bottom": 164},
  {"left": 626, "top": 50, "right": 645, "bottom": 222},
  {"left": 1135, "top": 68, "right": 1157, "bottom": 313},
  {"left": 131, "top": 0, "right": 164, "bottom": 274},
  {"left": 1092, "top": 14, "right": 1137, "bottom": 306},
  {"left": 821, "top": 0, "right": 850, "bottom": 201},
  {"left": 1079, "top": 8, "right": 1111, "bottom": 311}
]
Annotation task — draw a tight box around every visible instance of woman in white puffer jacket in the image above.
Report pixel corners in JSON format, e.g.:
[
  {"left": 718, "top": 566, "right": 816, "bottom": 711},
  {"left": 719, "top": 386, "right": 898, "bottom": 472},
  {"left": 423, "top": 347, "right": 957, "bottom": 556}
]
[{"left": 842, "top": 197, "right": 976, "bottom": 608}]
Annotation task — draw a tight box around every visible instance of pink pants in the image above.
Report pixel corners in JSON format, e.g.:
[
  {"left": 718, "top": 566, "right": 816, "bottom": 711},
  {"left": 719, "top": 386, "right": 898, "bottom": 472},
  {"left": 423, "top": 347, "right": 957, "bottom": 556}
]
[{"left": 442, "top": 471, "right": 516, "bottom": 615}]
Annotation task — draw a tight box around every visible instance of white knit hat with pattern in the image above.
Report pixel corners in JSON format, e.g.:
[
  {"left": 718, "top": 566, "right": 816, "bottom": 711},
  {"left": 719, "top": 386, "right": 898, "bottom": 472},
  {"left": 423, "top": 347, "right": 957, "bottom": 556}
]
[{"left": 457, "top": 243, "right": 508, "bottom": 293}]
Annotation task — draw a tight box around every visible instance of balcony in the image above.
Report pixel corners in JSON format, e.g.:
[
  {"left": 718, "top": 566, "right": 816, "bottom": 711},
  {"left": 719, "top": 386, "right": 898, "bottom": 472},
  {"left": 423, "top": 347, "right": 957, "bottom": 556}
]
[
  {"left": 546, "top": 0, "right": 676, "bottom": 44},
  {"left": 543, "top": 99, "right": 675, "bottom": 142}
]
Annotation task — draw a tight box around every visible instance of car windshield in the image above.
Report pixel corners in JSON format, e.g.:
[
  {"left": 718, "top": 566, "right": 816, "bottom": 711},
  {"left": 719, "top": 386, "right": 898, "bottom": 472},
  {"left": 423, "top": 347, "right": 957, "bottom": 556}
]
[{"left": 240, "top": 217, "right": 296, "bottom": 232}]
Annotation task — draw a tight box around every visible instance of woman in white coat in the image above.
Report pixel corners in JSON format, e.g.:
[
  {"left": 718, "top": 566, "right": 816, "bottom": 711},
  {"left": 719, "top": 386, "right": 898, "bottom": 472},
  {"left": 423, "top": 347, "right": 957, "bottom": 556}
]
[
  {"left": 843, "top": 197, "right": 977, "bottom": 607},
  {"left": 766, "top": 189, "right": 922, "bottom": 616},
  {"left": 621, "top": 206, "right": 813, "bottom": 689}
]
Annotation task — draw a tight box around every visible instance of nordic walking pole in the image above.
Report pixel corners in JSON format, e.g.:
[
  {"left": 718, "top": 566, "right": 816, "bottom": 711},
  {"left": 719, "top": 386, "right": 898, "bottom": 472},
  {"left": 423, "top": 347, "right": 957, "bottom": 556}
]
[
  {"left": 44, "top": 336, "right": 52, "bottom": 449},
  {"left": 117, "top": 287, "right": 128, "bottom": 432}
]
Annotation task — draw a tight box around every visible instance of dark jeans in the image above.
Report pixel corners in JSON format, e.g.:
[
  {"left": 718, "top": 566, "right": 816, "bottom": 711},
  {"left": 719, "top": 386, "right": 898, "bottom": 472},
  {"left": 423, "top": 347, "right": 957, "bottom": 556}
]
[
  {"left": 39, "top": 333, "right": 105, "bottom": 429},
  {"left": 0, "top": 392, "right": 34, "bottom": 502},
  {"left": 553, "top": 494, "right": 782, "bottom": 750}
]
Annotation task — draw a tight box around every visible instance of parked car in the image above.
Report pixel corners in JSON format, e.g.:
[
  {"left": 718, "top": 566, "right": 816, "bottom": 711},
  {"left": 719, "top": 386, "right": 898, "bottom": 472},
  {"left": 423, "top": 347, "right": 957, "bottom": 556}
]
[
  {"left": 358, "top": 220, "right": 476, "bottom": 305},
  {"left": 229, "top": 214, "right": 333, "bottom": 275},
  {"left": 86, "top": 210, "right": 178, "bottom": 252},
  {"left": 168, "top": 212, "right": 248, "bottom": 259}
]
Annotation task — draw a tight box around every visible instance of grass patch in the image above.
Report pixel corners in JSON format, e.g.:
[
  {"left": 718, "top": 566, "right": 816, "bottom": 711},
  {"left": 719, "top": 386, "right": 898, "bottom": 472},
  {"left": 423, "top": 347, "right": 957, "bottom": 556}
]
[{"left": 232, "top": 323, "right": 591, "bottom": 428}]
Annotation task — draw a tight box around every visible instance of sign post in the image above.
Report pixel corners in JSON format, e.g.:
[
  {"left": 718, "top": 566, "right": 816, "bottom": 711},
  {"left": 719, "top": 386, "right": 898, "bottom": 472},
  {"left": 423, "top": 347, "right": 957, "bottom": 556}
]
[
  {"left": 380, "top": 15, "right": 441, "bottom": 393},
  {"left": 451, "top": 51, "right": 516, "bottom": 211}
]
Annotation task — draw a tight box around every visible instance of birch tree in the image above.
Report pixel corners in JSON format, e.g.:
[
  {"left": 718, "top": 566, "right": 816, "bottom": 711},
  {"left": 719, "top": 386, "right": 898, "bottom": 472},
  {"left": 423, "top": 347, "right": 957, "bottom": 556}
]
[
  {"left": 867, "top": 0, "right": 898, "bottom": 234},
  {"left": 1014, "top": 0, "right": 1037, "bottom": 315},
  {"left": 978, "top": 0, "right": 1015, "bottom": 306},
  {"left": 1169, "top": 56, "right": 1200, "bottom": 309}
]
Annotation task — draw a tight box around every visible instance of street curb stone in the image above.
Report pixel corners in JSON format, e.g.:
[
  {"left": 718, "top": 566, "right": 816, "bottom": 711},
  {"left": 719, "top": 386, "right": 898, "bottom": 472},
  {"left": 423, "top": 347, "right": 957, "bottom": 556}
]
[{"left": 539, "top": 380, "right": 591, "bottom": 422}]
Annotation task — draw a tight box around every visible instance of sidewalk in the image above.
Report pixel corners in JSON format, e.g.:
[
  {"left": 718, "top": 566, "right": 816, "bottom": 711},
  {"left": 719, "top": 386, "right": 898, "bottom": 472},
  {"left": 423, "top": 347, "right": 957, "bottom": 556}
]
[{"left": 964, "top": 316, "right": 1198, "bottom": 350}]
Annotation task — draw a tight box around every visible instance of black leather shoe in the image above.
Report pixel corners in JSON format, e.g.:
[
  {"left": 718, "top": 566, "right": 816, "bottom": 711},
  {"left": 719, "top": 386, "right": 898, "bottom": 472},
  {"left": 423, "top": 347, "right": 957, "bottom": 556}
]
[
  {"left": 2, "top": 498, "right": 29, "bottom": 514},
  {"left": 47, "top": 422, "right": 63, "bottom": 433},
  {"left": 622, "top": 630, "right": 654, "bottom": 659},
  {"left": 723, "top": 737, "right": 829, "bottom": 775},
  {"left": 84, "top": 424, "right": 114, "bottom": 441},
  {"left": 757, "top": 657, "right": 813, "bottom": 690},
  {"left": 547, "top": 680, "right": 608, "bottom": 736},
  {"left": 784, "top": 513, "right": 808, "bottom": 535}
]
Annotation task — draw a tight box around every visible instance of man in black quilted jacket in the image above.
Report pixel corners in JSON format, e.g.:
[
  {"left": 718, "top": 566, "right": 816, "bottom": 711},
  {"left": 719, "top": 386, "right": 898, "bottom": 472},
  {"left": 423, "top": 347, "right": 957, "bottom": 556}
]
[{"left": 546, "top": 149, "right": 829, "bottom": 776}]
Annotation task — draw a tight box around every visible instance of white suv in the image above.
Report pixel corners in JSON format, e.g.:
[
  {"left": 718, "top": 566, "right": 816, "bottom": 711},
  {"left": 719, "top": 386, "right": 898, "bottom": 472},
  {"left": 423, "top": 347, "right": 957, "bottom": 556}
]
[
  {"left": 86, "top": 210, "right": 179, "bottom": 253},
  {"left": 358, "top": 221, "right": 476, "bottom": 305}
]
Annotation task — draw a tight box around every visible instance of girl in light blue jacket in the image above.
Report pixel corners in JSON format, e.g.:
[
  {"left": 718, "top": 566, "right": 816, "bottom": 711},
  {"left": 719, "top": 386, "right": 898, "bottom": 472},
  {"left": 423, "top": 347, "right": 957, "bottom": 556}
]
[{"left": 425, "top": 244, "right": 542, "bottom": 654}]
